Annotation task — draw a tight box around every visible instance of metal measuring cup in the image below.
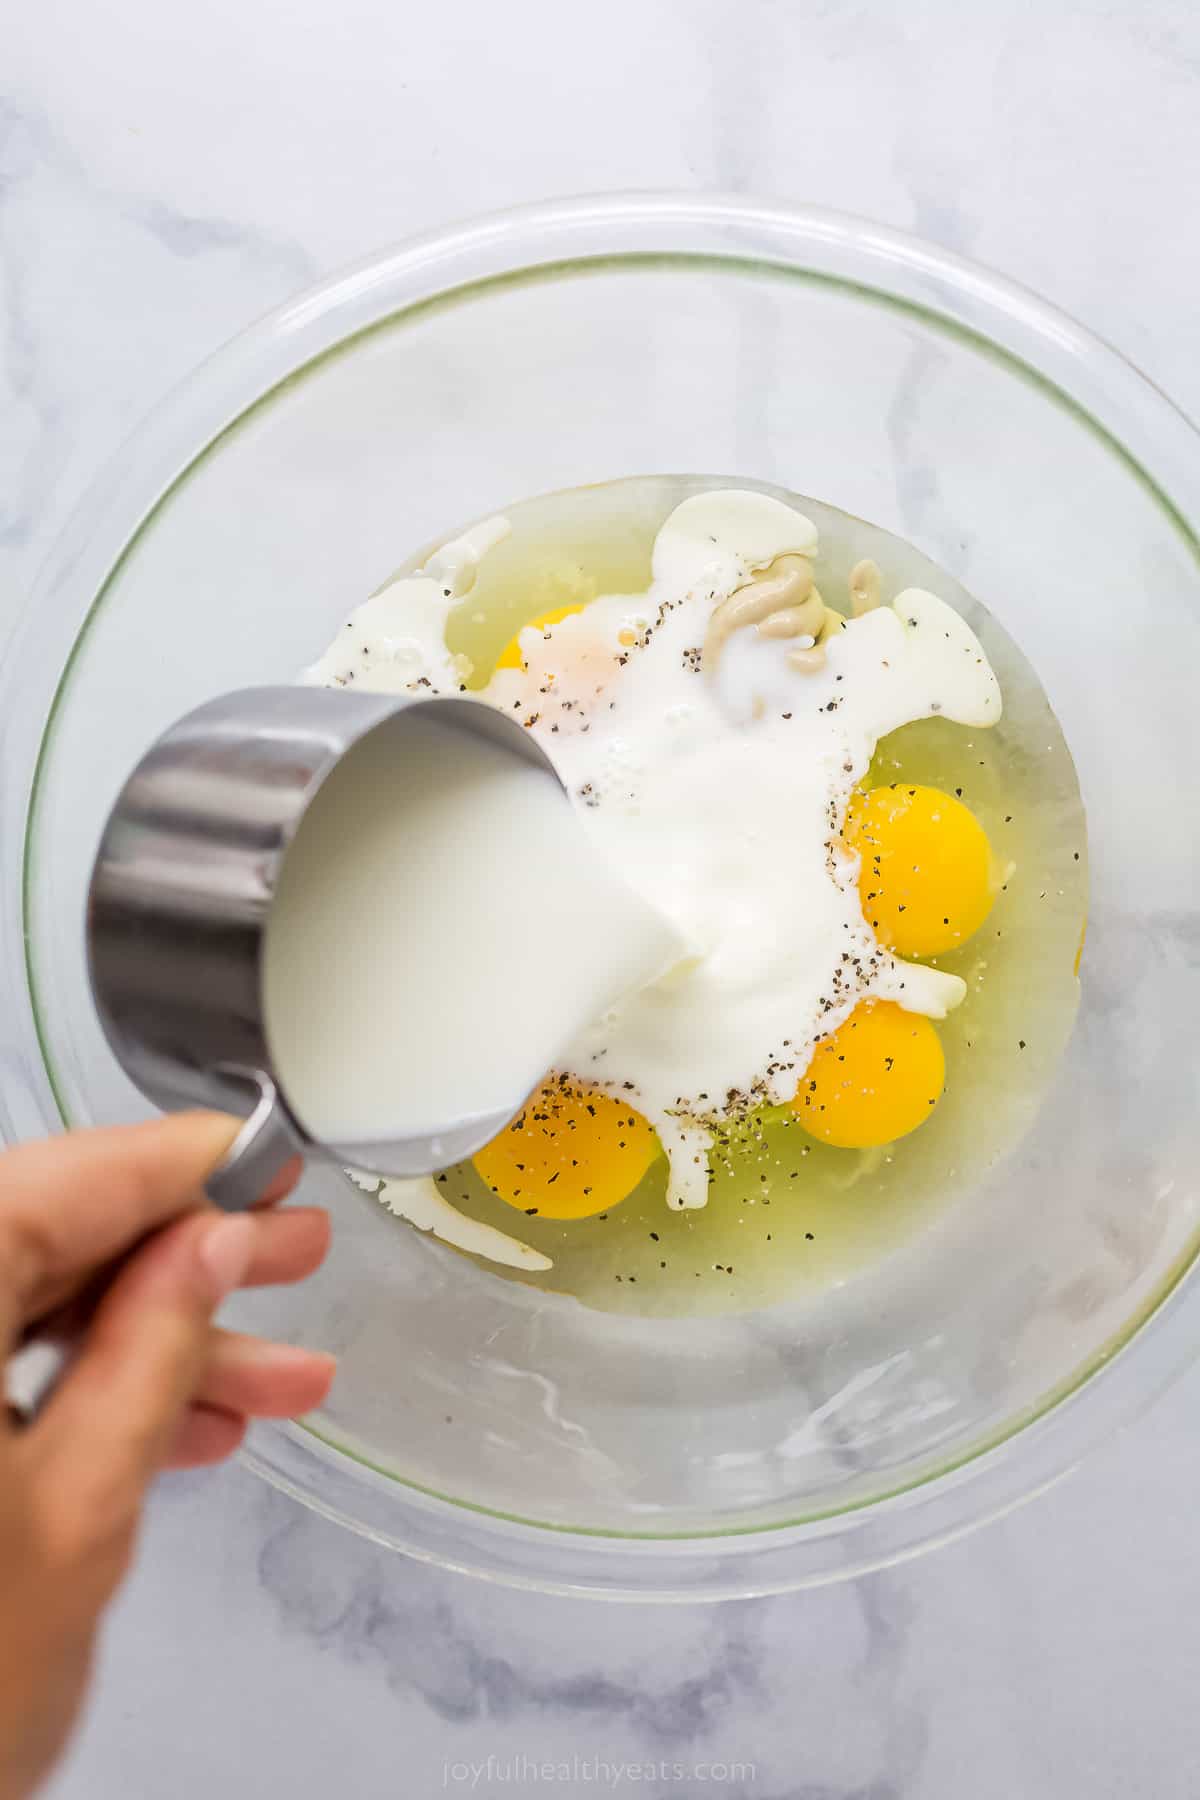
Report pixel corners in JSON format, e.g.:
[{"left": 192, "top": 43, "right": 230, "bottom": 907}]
[{"left": 86, "top": 684, "right": 568, "bottom": 1210}]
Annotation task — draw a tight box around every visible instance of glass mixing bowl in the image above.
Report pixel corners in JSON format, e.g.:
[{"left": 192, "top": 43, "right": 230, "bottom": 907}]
[{"left": 4, "top": 196, "right": 1199, "bottom": 1599}]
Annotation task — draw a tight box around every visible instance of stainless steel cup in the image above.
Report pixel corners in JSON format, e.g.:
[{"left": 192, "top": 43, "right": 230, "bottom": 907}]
[{"left": 87, "top": 684, "right": 566, "bottom": 1209}]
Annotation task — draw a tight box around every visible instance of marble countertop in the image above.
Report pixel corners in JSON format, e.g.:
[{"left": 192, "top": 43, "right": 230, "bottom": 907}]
[{"left": 5, "top": 2, "right": 1199, "bottom": 1794}]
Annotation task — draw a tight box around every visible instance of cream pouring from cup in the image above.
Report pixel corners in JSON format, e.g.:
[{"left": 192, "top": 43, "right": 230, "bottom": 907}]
[{"left": 86, "top": 685, "right": 682, "bottom": 1211}]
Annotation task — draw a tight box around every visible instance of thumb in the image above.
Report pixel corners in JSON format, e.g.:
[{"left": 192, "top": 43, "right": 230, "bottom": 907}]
[{"left": 25, "top": 1212, "right": 256, "bottom": 1539}]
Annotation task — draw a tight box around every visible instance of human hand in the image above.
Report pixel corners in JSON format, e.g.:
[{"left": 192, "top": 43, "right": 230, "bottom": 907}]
[{"left": 0, "top": 1113, "right": 333, "bottom": 1800}]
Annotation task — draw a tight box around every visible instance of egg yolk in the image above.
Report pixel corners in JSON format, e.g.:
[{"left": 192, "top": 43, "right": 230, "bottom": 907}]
[
  {"left": 845, "top": 784, "right": 995, "bottom": 957},
  {"left": 494, "top": 603, "right": 587, "bottom": 672},
  {"left": 473, "top": 1076, "right": 660, "bottom": 1219},
  {"left": 792, "top": 1000, "right": 945, "bottom": 1148}
]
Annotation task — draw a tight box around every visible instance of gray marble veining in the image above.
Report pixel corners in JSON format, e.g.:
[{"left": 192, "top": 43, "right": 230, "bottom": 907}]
[{"left": 4, "top": 1, "right": 1199, "bottom": 1794}]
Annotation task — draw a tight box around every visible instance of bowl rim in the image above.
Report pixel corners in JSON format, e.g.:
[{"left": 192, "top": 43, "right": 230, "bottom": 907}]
[{"left": 6, "top": 191, "right": 1200, "bottom": 1598}]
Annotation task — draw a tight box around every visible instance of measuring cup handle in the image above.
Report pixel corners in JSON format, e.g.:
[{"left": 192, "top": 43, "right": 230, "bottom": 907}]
[{"left": 206, "top": 1076, "right": 307, "bottom": 1211}]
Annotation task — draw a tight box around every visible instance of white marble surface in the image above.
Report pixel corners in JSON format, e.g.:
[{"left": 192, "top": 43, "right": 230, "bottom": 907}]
[{"left": 4, "top": 1, "right": 1200, "bottom": 1794}]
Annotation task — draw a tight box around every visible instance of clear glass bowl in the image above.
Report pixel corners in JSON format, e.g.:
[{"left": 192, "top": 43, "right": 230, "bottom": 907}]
[{"left": 5, "top": 196, "right": 1200, "bottom": 1599}]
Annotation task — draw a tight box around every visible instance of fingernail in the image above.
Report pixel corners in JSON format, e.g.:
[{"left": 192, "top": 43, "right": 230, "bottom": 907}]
[
  {"left": 238, "top": 1341, "right": 336, "bottom": 1373},
  {"left": 199, "top": 1215, "right": 256, "bottom": 1301}
]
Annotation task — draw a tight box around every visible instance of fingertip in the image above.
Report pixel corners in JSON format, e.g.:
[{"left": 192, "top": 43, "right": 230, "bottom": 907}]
[
  {"left": 165, "top": 1403, "right": 247, "bottom": 1470},
  {"left": 241, "top": 1207, "right": 331, "bottom": 1289},
  {"left": 292, "top": 1206, "right": 332, "bottom": 1259},
  {"left": 156, "top": 1110, "right": 244, "bottom": 1178},
  {"left": 196, "top": 1333, "right": 337, "bottom": 1418},
  {"left": 198, "top": 1215, "right": 257, "bottom": 1303},
  {"left": 253, "top": 1155, "right": 306, "bottom": 1209},
  {"left": 303, "top": 1350, "right": 337, "bottom": 1411},
  {"left": 274, "top": 1348, "right": 336, "bottom": 1417}
]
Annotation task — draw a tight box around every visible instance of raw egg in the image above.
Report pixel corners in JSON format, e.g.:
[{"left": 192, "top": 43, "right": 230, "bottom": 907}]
[
  {"left": 494, "top": 602, "right": 586, "bottom": 672},
  {"left": 474, "top": 1076, "right": 660, "bottom": 1219},
  {"left": 845, "top": 784, "right": 995, "bottom": 957},
  {"left": 793, "top": 1000, "right": 945, "bottom": 1148}
]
